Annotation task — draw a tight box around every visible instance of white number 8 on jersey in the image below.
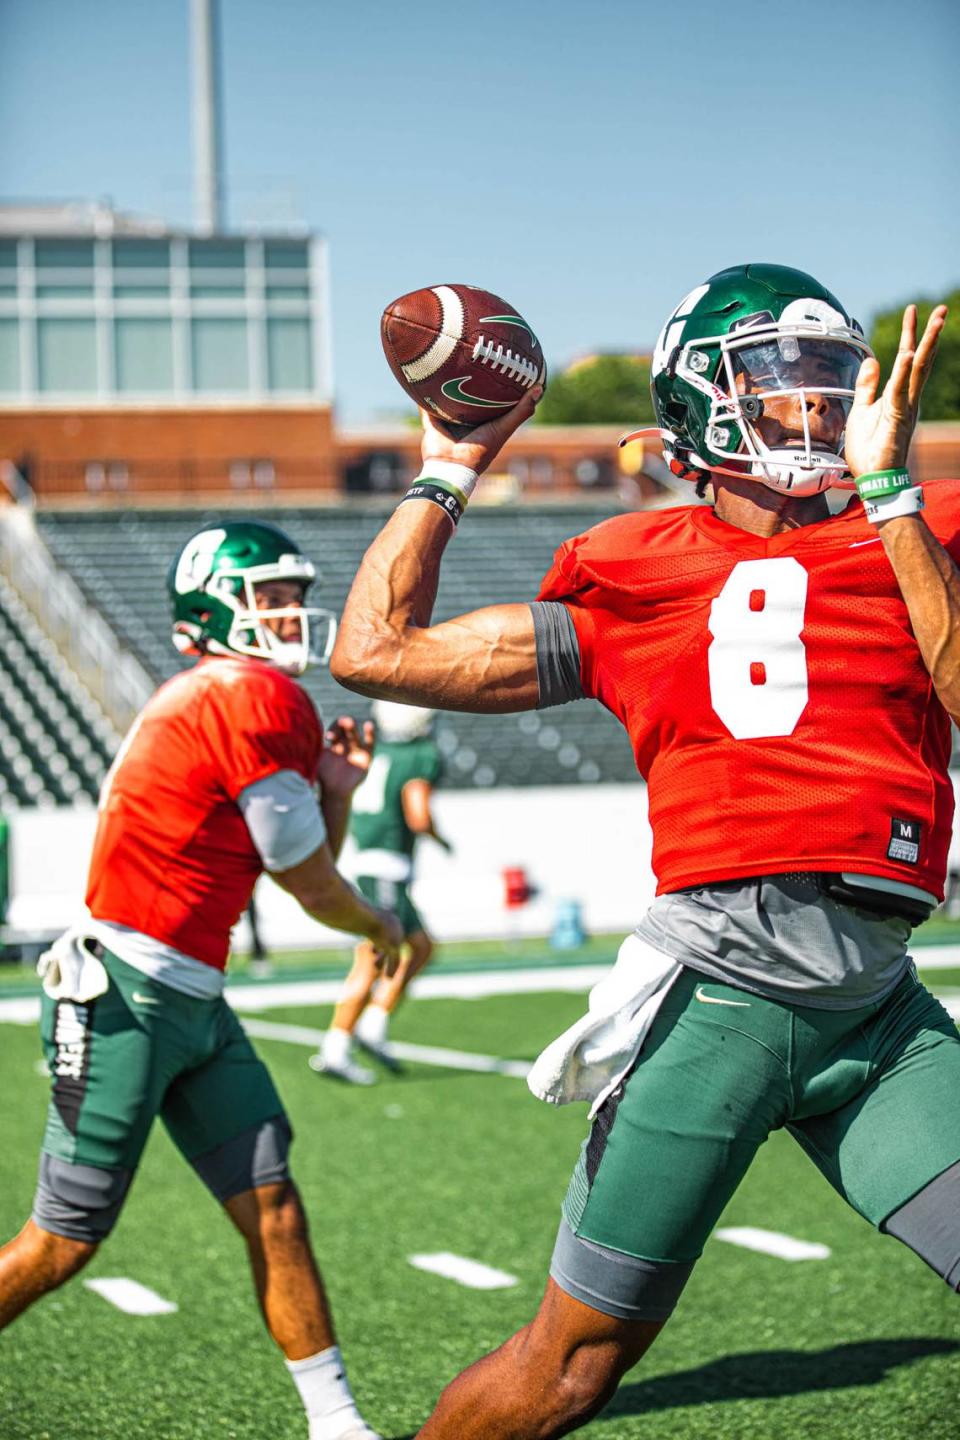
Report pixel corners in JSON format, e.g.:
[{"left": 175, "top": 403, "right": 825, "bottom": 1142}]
[{"left": 708, "top": 557, "right": 809, "bottom": 740}]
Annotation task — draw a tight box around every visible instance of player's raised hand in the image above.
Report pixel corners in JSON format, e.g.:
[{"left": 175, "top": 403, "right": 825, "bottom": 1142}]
[
  {"left": 317, "top": 715, "right": 376, "bottom": 795},
  {"left": 420, "top": 386, "right": 543, "bottom": 477},
  {"left": 845, "top": 304, "right": 947, "bottom": 478}
]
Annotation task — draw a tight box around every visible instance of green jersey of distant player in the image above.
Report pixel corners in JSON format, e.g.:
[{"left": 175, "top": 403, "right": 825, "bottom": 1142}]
[{"left": 351, "top": 736, "right": 442, "bottom": 862}]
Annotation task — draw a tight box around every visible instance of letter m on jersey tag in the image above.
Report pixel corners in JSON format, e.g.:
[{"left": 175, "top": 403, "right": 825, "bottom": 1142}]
[{"left": 888, "top": 817, "right": 921, "bottom": 864}]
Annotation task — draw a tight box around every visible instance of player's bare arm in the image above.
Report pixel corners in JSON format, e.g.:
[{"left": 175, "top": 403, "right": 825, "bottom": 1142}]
[
  {"left": 331, "top": 393, "right": 543, "bottom": 712},
  {"left": 272, "top": 842, "right": 403, "bottom": 970},
  {"left": 845, "top": 304, "right": 960, "bottom": 717}
]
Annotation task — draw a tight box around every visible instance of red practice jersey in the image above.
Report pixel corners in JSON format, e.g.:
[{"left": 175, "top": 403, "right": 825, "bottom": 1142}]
[
  {"left": 87, "top": 657, "right": 323, "bottom": 968},
  {"left": 538, "top": 481, "right": 960, "bottom": 899}
]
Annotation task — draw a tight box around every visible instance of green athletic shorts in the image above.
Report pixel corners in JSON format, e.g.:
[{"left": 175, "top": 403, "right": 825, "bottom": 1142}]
[
  {"left": 563, "top": 965, "right": 960, "bottom": 1266},
  {"left": 356, "top": 874, "right": 425, "bottom": 940},
  {"left": 40, "top": 946, "right": 286, "bottom": 1174}
]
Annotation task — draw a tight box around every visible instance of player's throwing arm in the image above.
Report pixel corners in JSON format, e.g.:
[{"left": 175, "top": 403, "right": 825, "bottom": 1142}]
[{"left": 332, "top": 284, "right": 545, "bottom": 711}]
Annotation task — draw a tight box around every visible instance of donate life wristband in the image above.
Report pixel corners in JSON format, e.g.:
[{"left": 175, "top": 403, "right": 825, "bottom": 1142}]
[{"left": 855, "top": 468, "right": 924, "bottom": 524}]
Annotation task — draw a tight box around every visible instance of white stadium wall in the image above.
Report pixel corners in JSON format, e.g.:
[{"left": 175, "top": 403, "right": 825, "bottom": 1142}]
[
  {"left": 11, "top": 777, "right": 960, "bottom": 951},
  {"left": 8, "top": 784, "right": 655, "bottom": 950}
]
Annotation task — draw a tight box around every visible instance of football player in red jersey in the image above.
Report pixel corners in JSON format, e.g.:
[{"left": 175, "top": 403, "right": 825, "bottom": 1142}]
[
  {"left": 0, "top": 520, "right": 403, "bottom": 1440},
  {"left": 331, "top": 265, "right": 960, "bottom": 1439}
]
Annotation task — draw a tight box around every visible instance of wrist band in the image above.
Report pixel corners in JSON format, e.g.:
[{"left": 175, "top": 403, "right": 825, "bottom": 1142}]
[
  {"left": 399, "top": 481, "right": 464, "bottom": 527},
  {"left": 856, "top": 468, "right": 913, "bottom": 500},
  {"left": 415, "top": 459, "right": 479, "bottom": 503},
  {"left": 862, "top": 486, "right": 925, "bottom": 524}
]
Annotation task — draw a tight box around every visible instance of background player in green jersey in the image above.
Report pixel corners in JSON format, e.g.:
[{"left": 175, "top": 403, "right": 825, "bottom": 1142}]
[{"left": 312, "top": 701, "right": 450, "bottom": 1084}]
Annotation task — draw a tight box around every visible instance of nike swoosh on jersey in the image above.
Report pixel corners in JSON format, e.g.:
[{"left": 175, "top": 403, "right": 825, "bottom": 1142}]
[
  {"left": 131, "top": 991, "right": 161, "bottom": 1006},
  {"left": 849, "top": 538, "right": 882, "bottom": 548},
  {"left": 694, "top": 985, "right": 751, "bottom": 1008}
]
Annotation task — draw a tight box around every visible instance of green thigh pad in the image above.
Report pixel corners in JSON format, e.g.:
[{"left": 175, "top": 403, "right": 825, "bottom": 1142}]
[
  {"left": 41, "top": 947, "right": 285, "bottom": 1173},
  {"left": 789, "top": 970, "right": 960, "bottom": 1224},
  {"left": 356, "top": 874, "right": 424, "bottom": 939},
  {"left": 563, "top": 967, "right": 960, "bottom": 1264}
]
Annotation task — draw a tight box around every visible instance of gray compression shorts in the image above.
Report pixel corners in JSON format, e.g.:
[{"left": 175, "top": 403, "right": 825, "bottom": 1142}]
[{"left": 33, "top": 1115, "right": 293, "bottom": 1243}]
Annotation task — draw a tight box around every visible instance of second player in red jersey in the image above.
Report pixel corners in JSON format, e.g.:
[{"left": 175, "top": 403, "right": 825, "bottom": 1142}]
[{"left": 89, "top": 656, "right": 323, "bottom": 968}]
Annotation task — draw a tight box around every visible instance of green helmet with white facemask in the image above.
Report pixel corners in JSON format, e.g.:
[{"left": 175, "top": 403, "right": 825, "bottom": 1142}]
[
  {"left": 168, "top": 520, "right": 336, "bottom": 677},
  {"left": 646, "top": 263, "right": 873, "bottom": 496}
]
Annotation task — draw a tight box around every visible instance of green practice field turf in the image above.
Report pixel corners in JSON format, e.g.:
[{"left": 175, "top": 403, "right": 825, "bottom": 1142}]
[{"left": 1, "top": 977, "right": 958, "bottom": 1439}]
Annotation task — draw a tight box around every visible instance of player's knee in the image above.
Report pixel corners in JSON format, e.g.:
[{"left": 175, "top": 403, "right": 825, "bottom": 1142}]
[{"left": 26, "top": 1221, "right": 99, "bottom": 1288}]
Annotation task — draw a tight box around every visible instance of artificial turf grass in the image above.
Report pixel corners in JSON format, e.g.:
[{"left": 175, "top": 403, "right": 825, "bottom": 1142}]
[{"left": 2, "top": 992, "right": 958, "bottom": 1440}]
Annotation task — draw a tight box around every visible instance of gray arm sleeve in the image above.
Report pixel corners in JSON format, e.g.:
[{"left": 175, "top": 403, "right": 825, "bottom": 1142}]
[
  {"left": 237, "top": 769, "right": 327, "bottom": 872},
  {"left": 529, "top": 600, "right": 583, "bottom": 708}
]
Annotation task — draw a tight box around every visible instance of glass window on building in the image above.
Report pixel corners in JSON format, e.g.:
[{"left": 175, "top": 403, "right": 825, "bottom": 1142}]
[
  {"left": 115, "top": 317, "right": 174, "bottom": 392},
  {"left": 191, "top": 317, "right": 249, "bottom": 392},
  {"left": 0, "top": 320, "right": 20, "bottom": 393},
  {"left": 266, "top": 316, "right": 312, "bottom": 391},
  {"left": 37, "top": 317, "right": 98, "bottom": 393},
  {"left": 264, "top": 239, "right": 311, "bottom": 300},
  {"left": 112, "top": 239, "right": 171, "bottom": 297},
  {"left": 0, "top": 241, "right": 17, "bottom": 297},
  {"left": 34, "top": 238, "right": 95, "bottom": 298},
  {"left": 189, "top": 238, "right": 246, "bottom": 297}
]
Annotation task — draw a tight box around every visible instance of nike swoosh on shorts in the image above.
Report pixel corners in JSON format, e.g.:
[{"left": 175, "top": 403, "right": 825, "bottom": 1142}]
[
  {"left": 131, "top": 991, "right": 161, "bottom": 1006},
  {"left": 694, "top": 985, "right": 751, "bottom": 1008}
]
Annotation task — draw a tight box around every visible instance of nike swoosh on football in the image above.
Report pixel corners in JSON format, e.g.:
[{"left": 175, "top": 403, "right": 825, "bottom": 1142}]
[
  {"left": 849, "top": 538, "right": 882, "bottom": 548},
  {"left": 131, "top": 991, "right": 161, "bottom": 1006},
  {"left": 694, "top": 985, "right": 751, "bottom": 1008},
  {"left": 440, "top": 377, "right": 508, "bottom": 408},
  {"left": 477, "top": 315, "right": 540, "bottom": 347}
]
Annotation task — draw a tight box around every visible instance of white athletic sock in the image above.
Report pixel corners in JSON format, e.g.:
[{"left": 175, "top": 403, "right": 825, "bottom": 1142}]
[
  {"left": 286, "top": 1345, "right": 376, "bottom": 1439},
  {"left": 355, "top": 1005, "right": 389, "bottom": 1046},
  {"left": 322, "top": 1027, "right": 353, "bottom": 1066}
]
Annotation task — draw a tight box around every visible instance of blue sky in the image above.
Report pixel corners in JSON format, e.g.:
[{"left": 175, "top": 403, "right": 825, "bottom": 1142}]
[{"left": 1, "top": 0, "right": 957, "bottom": 422}]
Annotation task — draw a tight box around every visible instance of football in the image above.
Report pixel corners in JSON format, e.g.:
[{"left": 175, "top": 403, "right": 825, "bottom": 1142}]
[{"left": 381, "top": 283, "right": 546, "bottom": 435}]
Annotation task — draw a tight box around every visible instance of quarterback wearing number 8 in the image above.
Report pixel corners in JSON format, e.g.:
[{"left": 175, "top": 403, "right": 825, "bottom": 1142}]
[{"left": 332, "top": 263, "right": 960, "bottom": 1440}]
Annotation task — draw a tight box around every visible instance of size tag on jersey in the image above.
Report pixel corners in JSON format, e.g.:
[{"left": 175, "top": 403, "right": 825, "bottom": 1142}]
[{"left": 888, "top": 817, "right": 921, "bottom": 865}]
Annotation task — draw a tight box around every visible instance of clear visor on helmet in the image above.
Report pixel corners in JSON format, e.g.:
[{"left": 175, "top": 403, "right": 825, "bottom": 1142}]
[{"left": 730, "top": 337, "right": 863, "bottom": 408}]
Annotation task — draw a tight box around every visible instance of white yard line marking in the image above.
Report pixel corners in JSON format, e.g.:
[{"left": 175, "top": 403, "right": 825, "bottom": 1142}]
[
  {"left": 240, "top": 1017, "right": 531, "bottom": 1078},
  {"left": 408, "top": 1252, "right": 518, "bottom": 1289},
  {"left": 227, "top": 965, "right": 608, "bottom": 1013},
  {"left": 913, "top": 944, "right": 960, "bottom": 970},
  {"left": 714, "top": 1227, "right": 831, "bottom": 1262},
  {"left": 84, "top": 1278, "right": 178, "bottom": 1315}
]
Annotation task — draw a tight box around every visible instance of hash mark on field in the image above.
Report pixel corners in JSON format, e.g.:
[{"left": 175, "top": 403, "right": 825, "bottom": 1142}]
[
  {"left": 408, "top": 1252, "right": 518, "bottom": 1289},
  {"left": 715, "top": 1227, "right": 831, "bottom": 1262},
  {"left": 84, "top": 1278, "right": 179, "bottom": 1315}
]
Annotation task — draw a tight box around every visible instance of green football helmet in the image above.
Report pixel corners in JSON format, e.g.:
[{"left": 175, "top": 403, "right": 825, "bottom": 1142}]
[
  {"left": 168, "top": 520, "right": 336, "bottom": 677},
  {"left": 645, "top": 263, "right": 873, "bottom": 495}
]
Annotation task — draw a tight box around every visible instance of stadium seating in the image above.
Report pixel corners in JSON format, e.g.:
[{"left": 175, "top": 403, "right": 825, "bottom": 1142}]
[
  {"left": 0, "top": 572, "right": 121, "bottom": 805},
  {"left": 37, "top": 505, "right": 638, "bottom": 789}
]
